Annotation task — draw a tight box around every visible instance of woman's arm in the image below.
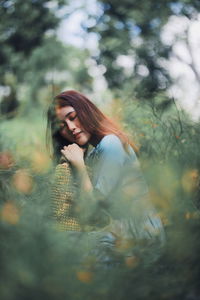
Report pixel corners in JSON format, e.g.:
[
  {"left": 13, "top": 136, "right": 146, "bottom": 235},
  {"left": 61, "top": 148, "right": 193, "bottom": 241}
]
[
  {"left": 60, "top": 139, "right": 126, "bottom": 225},
  {"left": 61, "top": 144, "right": 93, "bottom": 192},
  {"left": 88, "top": 135, "right": 126, "bottom": 197},
  {"left": 61, "top": 144, "right": 98, "bottom": 224},
  {"left": 60, "top": 136, "right": 140, "bottom": 224}
]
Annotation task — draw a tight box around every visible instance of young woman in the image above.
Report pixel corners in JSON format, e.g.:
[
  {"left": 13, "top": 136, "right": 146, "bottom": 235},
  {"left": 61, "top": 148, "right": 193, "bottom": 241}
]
[{"left": 47, "top": 90, "right": 165, "bottom": 266}]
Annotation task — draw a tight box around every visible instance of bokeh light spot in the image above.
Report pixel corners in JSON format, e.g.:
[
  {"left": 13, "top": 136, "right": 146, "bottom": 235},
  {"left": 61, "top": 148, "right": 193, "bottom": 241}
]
[
  {"left": 1, "top": 201, "right": 20, "bottom": 225},
  {"left": 12, "top": 169, "right": 33, "bottom": 194},
  {"left": 76, "top": 271, "right": 93, "bottom": 283}
]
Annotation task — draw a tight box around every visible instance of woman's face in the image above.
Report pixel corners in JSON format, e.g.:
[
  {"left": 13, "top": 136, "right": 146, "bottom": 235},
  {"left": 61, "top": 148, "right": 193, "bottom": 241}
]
[{"left": 55, "top": 105, "right": 91, "bottom": 146}]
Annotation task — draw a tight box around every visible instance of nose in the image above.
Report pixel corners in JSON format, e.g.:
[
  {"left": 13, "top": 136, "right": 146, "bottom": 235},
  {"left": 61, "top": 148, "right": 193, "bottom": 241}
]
[{"left": 65, "top": 120, "right": 76, "bottom": 133}]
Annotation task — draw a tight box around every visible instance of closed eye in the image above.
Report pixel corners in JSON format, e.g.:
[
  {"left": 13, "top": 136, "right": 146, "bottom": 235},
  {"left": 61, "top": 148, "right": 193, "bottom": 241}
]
[{"left": 69, "top": 114, "right": 77, "bottom": 121}]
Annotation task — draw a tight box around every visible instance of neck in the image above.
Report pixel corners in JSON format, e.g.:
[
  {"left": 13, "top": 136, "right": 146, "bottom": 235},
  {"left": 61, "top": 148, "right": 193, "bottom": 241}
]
[{"left": 89, "top": 135, "right": 102, "bottom": 147}]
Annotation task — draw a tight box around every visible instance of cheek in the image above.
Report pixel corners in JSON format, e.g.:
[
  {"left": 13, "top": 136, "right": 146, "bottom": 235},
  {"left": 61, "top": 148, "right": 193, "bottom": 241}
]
[
  {"left": 60, "top": 129, "right": 73, "bottom": 141},
  {"left": 75, "top": 118, "right": 82, "bottom": 129}
]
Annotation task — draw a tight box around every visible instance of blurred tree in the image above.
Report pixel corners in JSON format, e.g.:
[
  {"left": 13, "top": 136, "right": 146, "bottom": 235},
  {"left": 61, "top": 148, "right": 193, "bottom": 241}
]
[
  {"left": 88, "top": 0, "right": 200, "bottom": 101},
  {"left": 0, "top": 0, "right": 65, "bottom": 115},
  {"left": 0, "top": 0, "right": 93, "bottom": 115},
  {"left": 20, "top": 36, "right": 93, "bottom": 109},
  {"left": 0, "top": 0, "right": 65, "bottom": 70}
]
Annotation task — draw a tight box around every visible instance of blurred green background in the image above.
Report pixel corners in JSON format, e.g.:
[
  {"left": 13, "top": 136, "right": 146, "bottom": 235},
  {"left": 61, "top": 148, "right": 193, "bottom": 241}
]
[{"left": 0, "top": 0, "right": 200, "bottom": 299}]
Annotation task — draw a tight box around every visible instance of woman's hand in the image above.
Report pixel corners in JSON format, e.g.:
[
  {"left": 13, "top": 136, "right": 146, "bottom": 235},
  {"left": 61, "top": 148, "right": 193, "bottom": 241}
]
[
  {"left": 61, "top": 144, "right": 85, "bottom": 170},
  {"left": 61, "top": 143, "right": 93, "bottom": 195}
]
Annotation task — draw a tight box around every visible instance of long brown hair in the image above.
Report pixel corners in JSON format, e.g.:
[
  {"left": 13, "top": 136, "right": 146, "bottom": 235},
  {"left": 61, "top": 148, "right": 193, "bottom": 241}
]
[{"left": 46, "top": 90, "right": 137, "bottom": 162}]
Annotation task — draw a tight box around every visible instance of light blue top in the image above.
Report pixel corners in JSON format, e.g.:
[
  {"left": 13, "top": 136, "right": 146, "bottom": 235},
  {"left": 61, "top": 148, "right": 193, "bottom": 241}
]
[{"left": 86, "top": 134, "right": 165, "bottom": 242}]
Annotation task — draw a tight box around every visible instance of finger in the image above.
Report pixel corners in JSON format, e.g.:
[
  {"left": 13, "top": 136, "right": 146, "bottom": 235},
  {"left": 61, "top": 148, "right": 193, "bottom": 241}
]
[
  {"left": 71, "top": 143, "right": 80, "bottom": 149},
  {"left": 60, "top": 151, "right": 69, "bottom": 161},
  {"left": 61, "top": 149, "right": 68, "bottom": 155},
  {"left": 68, "top": 144, "right": 76, "bottom": 150}
]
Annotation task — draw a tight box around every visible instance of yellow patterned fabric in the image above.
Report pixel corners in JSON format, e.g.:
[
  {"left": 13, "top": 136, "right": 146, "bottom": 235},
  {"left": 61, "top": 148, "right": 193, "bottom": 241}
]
[{"left": 51, "top": 162, "right": 82, "bottom": 231}]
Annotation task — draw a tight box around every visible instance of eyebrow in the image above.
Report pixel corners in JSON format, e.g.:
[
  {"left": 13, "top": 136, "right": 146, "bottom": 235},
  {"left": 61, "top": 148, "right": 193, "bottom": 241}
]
[{"left": 64, "top": 110, "right": 75, "bottom": 118}]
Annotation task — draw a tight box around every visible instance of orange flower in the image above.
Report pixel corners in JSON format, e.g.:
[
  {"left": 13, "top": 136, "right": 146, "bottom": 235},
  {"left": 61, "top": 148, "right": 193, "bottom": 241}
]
[
  {"left": 181, "top": 169, "right": 199, "bottom": 193},
  {"left": 76, "top": 271, "right": 93, "bottom": 283},
  {"left": 125, "top": 255, "right": 139, "bottom": 268},
  {"left": 0, "top": 151, "right": 14, "bottom": 169},
  {"left": 31, "top": 150, "right": 51, "bottom": 173},
  {"left": 1, "top": 201, "right": 20, "bottom": 225},
  {"left": 12, "top": 169, "right": 33, "bottom": 194}
]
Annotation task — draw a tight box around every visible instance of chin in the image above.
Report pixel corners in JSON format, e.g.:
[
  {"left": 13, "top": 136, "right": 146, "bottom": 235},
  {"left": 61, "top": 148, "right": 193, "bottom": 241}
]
[
  {"left": 76, "top": 134, "right": 90, "bottom": 146},
  {"left": 77, "top": 139, "right": 89, "bottom": 146}
]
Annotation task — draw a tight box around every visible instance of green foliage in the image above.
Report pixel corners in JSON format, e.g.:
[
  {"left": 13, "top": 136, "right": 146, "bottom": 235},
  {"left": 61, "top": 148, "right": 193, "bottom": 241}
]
[
  {"left": 15, "top": 36, "right": 93, "bottom": 109},
  {"left": 88, "top": 0, "right": 200, "bottom": 99},
  {"left": 0, "top": 0, "right": 65, "bottom": 115},
  {"left": 0, "top": 0, "right": 200, "bottom": 298},
  {"left": 0, "top": 0, "right": 65, "bottom": 71},
  {"left": 0, "top": 0, "right": 93, "bottom": 115},
  {"left": 1, "top": 98, "right": 200, "bottom": 299}
]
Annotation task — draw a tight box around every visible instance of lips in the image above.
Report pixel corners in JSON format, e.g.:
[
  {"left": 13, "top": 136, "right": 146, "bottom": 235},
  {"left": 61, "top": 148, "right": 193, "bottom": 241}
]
[{"left": 73, "top": 132, "right": 82, "bottom": 139}]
